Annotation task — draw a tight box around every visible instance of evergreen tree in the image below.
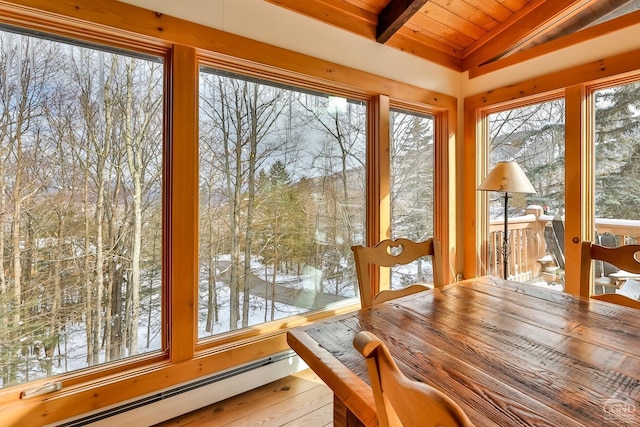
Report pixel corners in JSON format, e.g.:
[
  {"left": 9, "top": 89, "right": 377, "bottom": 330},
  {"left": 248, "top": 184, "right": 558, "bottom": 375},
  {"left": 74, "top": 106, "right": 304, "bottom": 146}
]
[
  {"left": 254, "top": 160, "right": 309, "bottom": 318},
  {"left": 594, "top": 81, "right": 640, "bottom": 220}
]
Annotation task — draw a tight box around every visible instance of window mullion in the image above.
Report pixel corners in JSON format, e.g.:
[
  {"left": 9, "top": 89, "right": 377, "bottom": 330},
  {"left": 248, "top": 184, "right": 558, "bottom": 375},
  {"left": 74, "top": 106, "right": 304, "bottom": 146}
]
[
  {"left": 368, "top": 95, "right": 391, "bottom": 293},
  {"left": 564, "top": 85, "right": 590, "bottom": 295},
  {"left": 170, "top": 44, "right": 198, "bottom": 362}
]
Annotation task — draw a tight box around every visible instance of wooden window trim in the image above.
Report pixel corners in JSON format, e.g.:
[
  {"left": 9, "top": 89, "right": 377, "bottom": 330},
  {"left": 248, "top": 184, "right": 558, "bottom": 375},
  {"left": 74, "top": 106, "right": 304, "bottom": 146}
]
[
  {"left": 574, "top": 72, "right": 640, "bottom": 295},
  {"left": 468, "top": 11, "right": 640, "bottom": 79},
  {"left": 0, "top": 1, "right": 457, "bottom": 425},
  {"left": 465, "top": 91, "right": 565, "bottom": 280},
  {"left": 463, "top": 47, "right": 640, "bottom": 287},
  {"left": 169, "top": 44, "right": 198, "bottom": 363},
  {"left": 387, "top": 99, "right": 456, "bottom": 283}
]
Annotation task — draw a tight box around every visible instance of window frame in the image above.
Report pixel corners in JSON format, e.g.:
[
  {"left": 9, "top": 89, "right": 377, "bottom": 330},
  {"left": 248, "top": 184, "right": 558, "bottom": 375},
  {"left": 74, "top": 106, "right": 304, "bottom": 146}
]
[
  {"left": 464, "top": 47, "right": 640, "bottom": 295},
  {"left": 472, "top": 92, "right": 566, "bottom": 279},
  {"left": 0, "top": 1, "right": 457, "bottom": 425},
  {"left": 0, "top": 12, "right": 172, "bottom": 393},
  {"left": 194, "top": 57, "right": 371, "bottom": 349},
  {"left": 387, "top": 99, "right": 454, "bottom": 282}
]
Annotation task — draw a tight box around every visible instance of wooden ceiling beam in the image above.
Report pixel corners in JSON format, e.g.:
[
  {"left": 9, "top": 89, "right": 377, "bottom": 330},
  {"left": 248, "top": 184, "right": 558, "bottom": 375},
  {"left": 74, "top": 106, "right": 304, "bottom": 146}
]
[
  {"left": 376, "top": 0, "right": 430, "bottom": 43},
  {"left": 461, "top": 0, "right": 594, "bottom": 70},
  {"left": 265, "top": 0, "right": 377, "bottom": 39},
  {"left": 387, "top": 27, "right": 463, "bottom": 70},
  {"left": 469, "top": 8, "right": 640, "bottom": 78},
  {"left": 524, "top": 0, "right": 635, "bottom": 49}
]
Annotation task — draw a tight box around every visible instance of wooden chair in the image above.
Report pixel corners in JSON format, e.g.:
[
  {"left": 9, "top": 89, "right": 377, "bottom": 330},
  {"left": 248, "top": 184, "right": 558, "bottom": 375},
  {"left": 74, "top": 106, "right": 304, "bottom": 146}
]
[
  {"left": 353, "top": 331, "right": 474, "bottom": 427},
  {"left": 579, "top": 241, "right": 640, "bottom": 309},
  {"left": 552, "top": 213, "right": 565, "bottom": 255},
  {"left": 351, "top": 238, "right": 444, "bottom": 308},
  {"left": 539, "top": 225, "right": 564, "bottom": 286}
]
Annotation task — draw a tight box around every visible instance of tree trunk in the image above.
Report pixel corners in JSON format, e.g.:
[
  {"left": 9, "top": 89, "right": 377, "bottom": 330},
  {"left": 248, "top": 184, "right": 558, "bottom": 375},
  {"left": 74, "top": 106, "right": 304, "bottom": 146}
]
[
  {"left": 11, "top": 159, "right": 22, "bottom": 384},
  {"left": 206, "top": 217, "right": 219, "bottom": 331},
  {"left": 0, "top": 160, "right": 7, "bottom": 384},
  {"left": 46, "top": 211, "right": 64, "bottom": 375},
  {"left": 83, "top": 163, "right": 94, "bottom": 366},
  {"left": 242, "top": 83, "right": 260, "bottom": 327},
  {"left": 270, "top": 247, "right": 278, "bottom": 321},
  {"left": 124, "top": 61, "right": 142, "bottom": 356}
]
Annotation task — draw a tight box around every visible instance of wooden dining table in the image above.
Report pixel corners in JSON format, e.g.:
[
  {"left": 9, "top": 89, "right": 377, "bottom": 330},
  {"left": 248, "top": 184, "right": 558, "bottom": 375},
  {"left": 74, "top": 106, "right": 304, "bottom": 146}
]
[{"left": 286, "top": 276, "right": 640, "bottom": 426}]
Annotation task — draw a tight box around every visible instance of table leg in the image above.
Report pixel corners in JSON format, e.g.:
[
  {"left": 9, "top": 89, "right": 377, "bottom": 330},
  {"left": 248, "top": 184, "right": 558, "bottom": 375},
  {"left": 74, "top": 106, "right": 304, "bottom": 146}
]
[{"left": 333, "top": 393, "right": 366, "bottom": 427}]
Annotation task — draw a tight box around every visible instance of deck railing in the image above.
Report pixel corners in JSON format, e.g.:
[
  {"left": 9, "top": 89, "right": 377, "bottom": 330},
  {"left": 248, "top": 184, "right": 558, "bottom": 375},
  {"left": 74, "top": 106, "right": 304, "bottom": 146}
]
[{"left": 487, "top": 205, "right": 640, "bottom": 281}]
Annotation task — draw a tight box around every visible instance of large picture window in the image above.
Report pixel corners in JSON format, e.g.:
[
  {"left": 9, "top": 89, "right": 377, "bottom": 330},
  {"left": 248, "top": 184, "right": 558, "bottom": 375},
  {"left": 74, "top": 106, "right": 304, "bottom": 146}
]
[
  {"left": 0, "top": 29, "right": 164, "bottom": 388},
  {"left": 0, "top": 4, "right": 458, "bottom": 425},
  {"left": 389, "top": 108, "right": 435, "bottom": 288},
  {"left": 591, "top": 79, "right": 640, "bottom": 296},
  {"left": 485, "top": 99, "right": 565, "bottom": 283},
  {"left": 594, "top": 80, "right": 640, "bottom": 222},
  {"left": 198, "top": 68, "right": 365, "bottom": 337}
]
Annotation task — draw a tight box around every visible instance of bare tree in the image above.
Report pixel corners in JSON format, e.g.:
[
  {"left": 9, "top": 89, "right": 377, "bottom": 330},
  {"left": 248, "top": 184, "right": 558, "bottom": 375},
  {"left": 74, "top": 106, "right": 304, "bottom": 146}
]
[
  {"left": 0, "top": 33, "right": 56, "bottom": 384},
  {"left": 295, "top": 96, "right": 366, "bottom": 296},
  {"left": 0, "top": 29, "right": 163, "bottom": 387},
  {"left": 488, "top": 101, "right": 566, "bottom": 214},
  {"left": 199, "top": 139, "right": 225, "bottom": 331},
  {"left": 120, "top": 58, "right": 163, "bottom": 354},
  {"left": 199, "top": 72, "right": 287, "bottom": 330}
]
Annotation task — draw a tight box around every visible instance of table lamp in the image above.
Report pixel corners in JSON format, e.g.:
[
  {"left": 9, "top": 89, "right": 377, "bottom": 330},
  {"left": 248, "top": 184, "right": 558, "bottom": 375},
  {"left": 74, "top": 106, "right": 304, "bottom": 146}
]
[{"left": 479, "top": 161, "right": 536, "bottom": 279}]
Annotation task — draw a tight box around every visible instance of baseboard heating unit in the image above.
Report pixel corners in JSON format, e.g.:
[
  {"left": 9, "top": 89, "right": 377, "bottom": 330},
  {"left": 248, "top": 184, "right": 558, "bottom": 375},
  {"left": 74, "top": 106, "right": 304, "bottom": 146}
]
[{"left": 50, "top": 350, "right": 303, "bottom": 427}]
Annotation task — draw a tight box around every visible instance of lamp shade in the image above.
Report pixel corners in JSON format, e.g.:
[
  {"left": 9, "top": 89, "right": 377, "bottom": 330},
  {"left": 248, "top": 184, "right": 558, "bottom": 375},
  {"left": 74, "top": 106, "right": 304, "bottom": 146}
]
[{"left": 478, "top": 161, "right": 536, "bottom": 194}]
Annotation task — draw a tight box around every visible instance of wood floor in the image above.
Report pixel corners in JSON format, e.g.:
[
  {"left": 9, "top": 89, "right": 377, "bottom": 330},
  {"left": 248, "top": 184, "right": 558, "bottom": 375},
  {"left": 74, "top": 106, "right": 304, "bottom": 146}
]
[{"left": 153, "top": 369, "right": 333, "bottom": 427}]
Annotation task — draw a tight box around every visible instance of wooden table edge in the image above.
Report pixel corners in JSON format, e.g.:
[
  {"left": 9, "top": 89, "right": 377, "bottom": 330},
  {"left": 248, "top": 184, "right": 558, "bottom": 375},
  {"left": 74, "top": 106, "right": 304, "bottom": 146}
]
[{"left": 286, "top": 328, "right": 377, "bottom": 426}]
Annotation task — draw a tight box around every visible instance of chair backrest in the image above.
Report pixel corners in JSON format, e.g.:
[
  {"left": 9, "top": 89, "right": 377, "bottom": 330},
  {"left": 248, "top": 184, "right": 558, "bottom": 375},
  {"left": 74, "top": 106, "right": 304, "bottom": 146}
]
[
  {"left": 580, "top": 241, "right": 640, "bottom": 309},
  {"left": 592, "top": 293, "right": 640, "bottom": 309},
  {"left": 552, "top": 214, "right": 565, "bottom": 254},
  {"left": 353, "top": 331, "right": 474, "bottom": 427},
  {"left": 597, "top": 232, "right": 620, "bottom": 276},
  {"left": 544, "top": 225, "right": 565, "bottom": 270},
  {"left": 351, "top": 238, "right": 444, "bottom": 308}
]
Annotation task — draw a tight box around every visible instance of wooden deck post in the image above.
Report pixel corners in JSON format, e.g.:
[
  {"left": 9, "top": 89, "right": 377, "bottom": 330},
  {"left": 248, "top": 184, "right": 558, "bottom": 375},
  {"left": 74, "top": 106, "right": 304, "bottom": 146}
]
[{"left": 526, "top": 205, "right": 546, "bottom": 277}]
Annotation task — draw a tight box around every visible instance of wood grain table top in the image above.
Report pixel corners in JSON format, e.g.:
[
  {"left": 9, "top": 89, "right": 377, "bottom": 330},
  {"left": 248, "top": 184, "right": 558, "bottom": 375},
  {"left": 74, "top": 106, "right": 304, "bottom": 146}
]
[{"left": 286, "top": 276, "right": 640, "bottom": 426}]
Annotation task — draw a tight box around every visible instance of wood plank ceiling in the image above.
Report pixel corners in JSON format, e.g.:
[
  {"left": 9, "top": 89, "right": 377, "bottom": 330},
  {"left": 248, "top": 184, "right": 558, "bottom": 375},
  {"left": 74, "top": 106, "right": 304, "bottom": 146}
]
[{"left": 265, "top": 0, "right": 640, "bottom": 73}]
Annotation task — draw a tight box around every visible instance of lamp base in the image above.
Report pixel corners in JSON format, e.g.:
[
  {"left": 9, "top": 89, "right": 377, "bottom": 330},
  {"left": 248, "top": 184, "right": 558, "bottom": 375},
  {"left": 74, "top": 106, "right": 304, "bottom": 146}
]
[{"left": 501, "top": 192, "right": 510, "bottom": 280}]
